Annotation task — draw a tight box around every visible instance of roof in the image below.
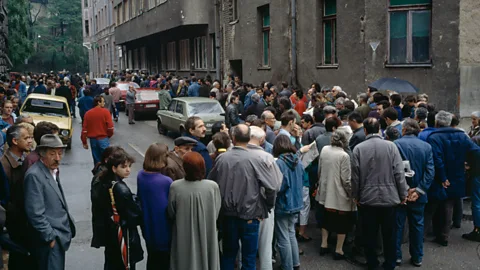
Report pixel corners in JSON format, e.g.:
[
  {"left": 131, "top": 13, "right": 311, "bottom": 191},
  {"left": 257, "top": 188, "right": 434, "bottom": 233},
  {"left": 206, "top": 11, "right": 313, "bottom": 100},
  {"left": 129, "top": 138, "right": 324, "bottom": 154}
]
[
  {"left": 26, "top": 93, "right": 68, "bottom": 103},
  {"left": 173, "top": 97, "right": 219, "bottom": 103}
]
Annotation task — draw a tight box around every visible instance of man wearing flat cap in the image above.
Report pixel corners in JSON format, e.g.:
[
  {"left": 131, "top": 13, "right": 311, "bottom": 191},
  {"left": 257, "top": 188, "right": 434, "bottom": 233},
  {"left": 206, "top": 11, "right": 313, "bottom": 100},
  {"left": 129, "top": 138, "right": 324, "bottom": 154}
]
[
  {"left": 161, "top": 136, "right": 197, "bottom": 180},
  {"left": 24, "top": 134, "right": 76, "bottom": 270}
]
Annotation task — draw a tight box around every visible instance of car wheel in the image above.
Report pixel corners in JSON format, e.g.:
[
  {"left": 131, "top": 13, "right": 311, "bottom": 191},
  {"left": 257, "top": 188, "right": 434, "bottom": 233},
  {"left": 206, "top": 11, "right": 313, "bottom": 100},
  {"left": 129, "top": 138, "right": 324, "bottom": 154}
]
[{"left": 157, "top": 120, "right": 166, "bottom": 134}]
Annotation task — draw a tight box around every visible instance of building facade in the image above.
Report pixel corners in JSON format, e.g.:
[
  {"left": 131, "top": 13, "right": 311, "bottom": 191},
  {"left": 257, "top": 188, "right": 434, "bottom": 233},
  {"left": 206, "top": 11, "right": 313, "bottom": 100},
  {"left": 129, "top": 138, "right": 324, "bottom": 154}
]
[
  {"left": 82, "top": 0, "right": 118, "bottom": 77},
  {"left": 113, "top": 0, "right": 219, "bottom": 79},
  {"left": 220, "top": 0, "right": 480, "bottom": 115}
]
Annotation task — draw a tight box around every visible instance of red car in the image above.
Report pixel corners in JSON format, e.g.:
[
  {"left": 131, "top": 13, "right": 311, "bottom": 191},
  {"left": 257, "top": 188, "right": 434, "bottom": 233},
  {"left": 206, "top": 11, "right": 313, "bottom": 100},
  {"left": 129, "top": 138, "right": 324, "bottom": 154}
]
[
  {"left": 133, "top": 90, "right": 160, "bottom": 120},
  {"left": 117, "top": 81, "right": 157, "bottom": 111}
]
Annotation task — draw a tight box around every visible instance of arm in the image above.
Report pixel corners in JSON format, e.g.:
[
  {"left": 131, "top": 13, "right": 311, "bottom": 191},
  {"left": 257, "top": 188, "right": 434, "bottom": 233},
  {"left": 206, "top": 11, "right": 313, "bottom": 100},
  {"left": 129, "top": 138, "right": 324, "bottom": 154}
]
[
  {"left": 340, "top": 154, "right": 352, "bottom": 197},
  {"left": 167, "top": 184, "right": 176, "bottom": 220},
  {"left": 113, "top": 182, "right": 142, "bottom": 228},
  {"left": 351, "top": 149, "right": 360, "bottom": 201},
  {"left": 392, "top": 146, "right": 408, "bottom": 201},
  {"left": 201, "top": 148, "right": 213, "bottom": 178},
  {"left": 105, "top": 110, "right": 114, "bottom": 138},
  {"left": 427, "top": 136, "right": 447, "bottom": 183},
  {"left": 256, "top": 159, "right": 280, "bottom": 209},
  {"left": 24, "top": 172, "right": 56, "bottom": 243},
  {"left": 417, "top": 145, "right": 435, "bottom": 196}
]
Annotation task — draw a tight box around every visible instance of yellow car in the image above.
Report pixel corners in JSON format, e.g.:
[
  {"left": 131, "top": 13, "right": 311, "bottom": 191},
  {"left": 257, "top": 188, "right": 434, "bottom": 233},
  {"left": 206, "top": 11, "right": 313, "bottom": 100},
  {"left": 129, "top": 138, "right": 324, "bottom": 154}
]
[{"left": 20, "top": 94, "right": 73, "bottom": 149}]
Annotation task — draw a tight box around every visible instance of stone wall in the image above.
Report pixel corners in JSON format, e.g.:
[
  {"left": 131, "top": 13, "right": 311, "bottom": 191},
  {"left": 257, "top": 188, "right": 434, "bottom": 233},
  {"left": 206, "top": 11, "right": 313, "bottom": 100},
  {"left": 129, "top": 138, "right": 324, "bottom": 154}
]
[
  {"left": 0, "top": 0, "right": 8, "bottom": 74},
  {"left": 459, "top": 0, "right": 480, "bottom": 117}
]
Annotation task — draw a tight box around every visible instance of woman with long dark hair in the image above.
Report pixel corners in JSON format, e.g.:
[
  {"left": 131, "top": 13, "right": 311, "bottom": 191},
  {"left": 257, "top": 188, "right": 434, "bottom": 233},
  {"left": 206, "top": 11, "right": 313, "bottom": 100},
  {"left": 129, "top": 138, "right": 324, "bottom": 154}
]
[
  {"left": 97, "top": 149, "right": 144, "bottom": 270},
  {"left": 168, "top": 152, "right": 221, "bottom": 270}
]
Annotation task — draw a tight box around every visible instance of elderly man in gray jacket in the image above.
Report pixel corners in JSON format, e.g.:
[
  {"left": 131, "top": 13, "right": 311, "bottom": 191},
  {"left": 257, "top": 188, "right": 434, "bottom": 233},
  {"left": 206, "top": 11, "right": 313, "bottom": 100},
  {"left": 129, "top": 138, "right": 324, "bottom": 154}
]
[
  {"left": 351, "top": 118, "right": 408, "bottom": 270},
  {"left": 24, "top": 134, "right": 76, "bottom": 270},
  {"left": 209, "top": 124, "right": 279, "bottom": 270}
]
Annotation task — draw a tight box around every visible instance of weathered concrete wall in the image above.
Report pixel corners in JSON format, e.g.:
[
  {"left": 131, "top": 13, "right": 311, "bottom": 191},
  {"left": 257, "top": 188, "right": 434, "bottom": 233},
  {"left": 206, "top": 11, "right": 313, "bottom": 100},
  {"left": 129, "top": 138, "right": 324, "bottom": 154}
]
[
  {"left": 115, "top": 0, "right": 215, "bottom": 44},
  {"left": 222, "top": 0, "right": 291, "bottom": 84},
  {"left": 459, "top": 0, "right": 480, "bottom": 117}
]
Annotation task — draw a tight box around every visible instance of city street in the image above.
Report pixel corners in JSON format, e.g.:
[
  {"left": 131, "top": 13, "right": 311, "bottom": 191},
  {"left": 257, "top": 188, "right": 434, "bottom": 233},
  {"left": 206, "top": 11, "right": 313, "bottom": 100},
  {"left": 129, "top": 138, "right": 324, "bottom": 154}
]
[{"left": 59, "top": 113, "right": 480, "bottom": 269}]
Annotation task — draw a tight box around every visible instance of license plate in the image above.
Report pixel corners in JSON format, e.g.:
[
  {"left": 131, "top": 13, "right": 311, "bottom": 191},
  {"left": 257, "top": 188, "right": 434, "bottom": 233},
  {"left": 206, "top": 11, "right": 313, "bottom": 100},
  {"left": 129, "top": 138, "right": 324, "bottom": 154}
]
[{"left": 145, "top": 104, "right": 156, "bottom": 108}]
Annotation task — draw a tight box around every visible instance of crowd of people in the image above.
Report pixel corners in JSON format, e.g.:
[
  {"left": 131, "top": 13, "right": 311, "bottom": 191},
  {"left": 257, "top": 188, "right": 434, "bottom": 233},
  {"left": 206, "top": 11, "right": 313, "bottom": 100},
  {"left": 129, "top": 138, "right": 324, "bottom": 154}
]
[{"left": 0, "top": 69, "right": 480, "bottom": 270}]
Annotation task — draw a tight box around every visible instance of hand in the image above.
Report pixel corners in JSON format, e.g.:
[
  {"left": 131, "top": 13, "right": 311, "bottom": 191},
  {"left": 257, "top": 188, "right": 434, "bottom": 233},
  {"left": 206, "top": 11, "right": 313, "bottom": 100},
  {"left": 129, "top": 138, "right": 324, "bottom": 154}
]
[
  {"left": 407, "top": 191, "right": 419, "bottom": 202},
  {"left": 442, "top": 179, "right": 450, "bottom": 189},
  {"left": 83, "top": 144, "right": 89, "bottom": 150},
  {"left": 353, "top": 199, "right": 360, "bottom": 206},
  {"left": 401, "top": 197, "right": 408, "bottom": 205},
  {"left": 49, "top": 240, "right": 56, "bottom": 248},
  {"left": 299, "top": 144, "right": 311, "bottom": 154}
]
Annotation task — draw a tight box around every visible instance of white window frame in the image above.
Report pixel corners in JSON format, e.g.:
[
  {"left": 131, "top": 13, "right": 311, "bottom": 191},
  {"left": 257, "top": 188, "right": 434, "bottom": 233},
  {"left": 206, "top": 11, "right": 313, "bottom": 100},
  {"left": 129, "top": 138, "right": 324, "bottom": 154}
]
[
  {"left": 194, "top": 36, "right": 207, "bottom": 70},
  {"left": 179, "top": 39, "right": 190, "bottom": 70},
  {"left": 167, "top": 42, "right": 176, "bottom": 70}
]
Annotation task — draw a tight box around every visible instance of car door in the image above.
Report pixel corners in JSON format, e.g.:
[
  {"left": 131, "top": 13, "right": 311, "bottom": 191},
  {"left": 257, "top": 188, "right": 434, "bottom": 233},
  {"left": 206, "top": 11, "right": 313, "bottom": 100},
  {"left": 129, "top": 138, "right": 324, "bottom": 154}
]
[
  {"left": 162, "top": 100, "right": 176, "bottom": 130},
  {"left": 172, "top": 101, "right": 185, "bottom": 133}
]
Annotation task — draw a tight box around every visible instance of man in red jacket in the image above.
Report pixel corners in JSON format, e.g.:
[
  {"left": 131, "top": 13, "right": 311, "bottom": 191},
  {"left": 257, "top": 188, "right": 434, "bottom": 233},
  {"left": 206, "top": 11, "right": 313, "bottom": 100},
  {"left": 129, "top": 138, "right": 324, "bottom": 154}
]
[{"left": 81, "top": 96, "right": 114, "bottom": 165}]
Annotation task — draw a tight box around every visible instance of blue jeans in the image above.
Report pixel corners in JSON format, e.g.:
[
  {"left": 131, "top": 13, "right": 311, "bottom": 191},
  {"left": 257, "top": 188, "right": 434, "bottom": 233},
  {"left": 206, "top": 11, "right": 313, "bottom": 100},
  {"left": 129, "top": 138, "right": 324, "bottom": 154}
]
[
  {"left": 472, "top": 176, "right": 480, "bottom": 227},
  {"left": 70, "top": 100, "right": 76, "bottom": 117},
  {"left": 396, "top": 203, "right": 425, "bottom": 262},
  {"left": 89, "top": 137, "right": 110, "bottom": 165},
  {"left": 221, "top": 217, "right": 259, "bottom": 270},
  {"left": 275, "top": 213, "right": 300, "bottom": 270},
  {"left": 114, "top": 102, "right": 121, "bottom": 118}
]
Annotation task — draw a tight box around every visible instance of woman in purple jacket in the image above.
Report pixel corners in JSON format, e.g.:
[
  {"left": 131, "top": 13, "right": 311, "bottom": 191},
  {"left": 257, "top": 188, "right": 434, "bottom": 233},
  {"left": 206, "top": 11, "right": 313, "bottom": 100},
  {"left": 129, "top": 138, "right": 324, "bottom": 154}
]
[{"left": 137, "top": 143, "right": 173, "bottom": 270}]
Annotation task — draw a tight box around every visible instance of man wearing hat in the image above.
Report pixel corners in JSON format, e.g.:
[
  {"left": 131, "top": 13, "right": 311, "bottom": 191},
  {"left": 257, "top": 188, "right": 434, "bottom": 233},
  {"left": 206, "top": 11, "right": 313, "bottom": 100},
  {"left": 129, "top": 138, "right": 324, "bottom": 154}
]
[
  {"left": 161, "top": 136, "right": 197, "bottom": 180},
  {"left": 24, "top": 134, "right": 76, "bottom": 270}
]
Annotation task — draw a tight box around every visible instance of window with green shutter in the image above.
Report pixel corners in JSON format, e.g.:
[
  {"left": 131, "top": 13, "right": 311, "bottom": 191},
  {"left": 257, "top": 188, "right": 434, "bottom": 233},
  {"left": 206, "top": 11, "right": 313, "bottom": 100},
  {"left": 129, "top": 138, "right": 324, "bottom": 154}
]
[
  {"left": 388, "top": 1, "right": 431, "bottom": 64},
  {"left": 260, "top": 6, "right": 270, "bottom": 67},
  {"left": 322, "top": 0, "right": 337, "bottom": 65}
]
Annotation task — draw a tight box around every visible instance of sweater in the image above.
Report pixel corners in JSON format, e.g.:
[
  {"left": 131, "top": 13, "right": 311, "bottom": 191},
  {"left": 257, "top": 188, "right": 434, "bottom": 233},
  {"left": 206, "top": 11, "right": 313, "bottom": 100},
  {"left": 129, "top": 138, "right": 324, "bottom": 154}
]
[
  {"left": 137, "top": 170, "right": 173, "bottom": 251},
  {"left": 81, "top": 107, "right": 114, "bottom": 144}
]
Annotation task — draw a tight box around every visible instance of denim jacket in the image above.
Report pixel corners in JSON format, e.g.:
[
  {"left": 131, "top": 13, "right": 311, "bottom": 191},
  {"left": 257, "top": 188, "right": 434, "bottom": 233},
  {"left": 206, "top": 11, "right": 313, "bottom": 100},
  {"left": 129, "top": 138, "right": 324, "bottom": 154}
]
[{"left": 275, "top": 153, "right": 304, "bottom": 215}]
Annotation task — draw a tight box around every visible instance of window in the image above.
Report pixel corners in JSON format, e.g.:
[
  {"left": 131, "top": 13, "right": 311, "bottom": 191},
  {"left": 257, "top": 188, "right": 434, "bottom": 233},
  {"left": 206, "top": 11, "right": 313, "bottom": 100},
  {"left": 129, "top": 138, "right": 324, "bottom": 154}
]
[
  {"left": 85, "top": 20, "right": 89, "bottom": 36},
  {"left": 95, "top": 15, "right": 98, "bottom": 32},
  {"left": 132, "top": 0, "right": 136, "bottom": 17},
  {"left": 124, "top": 0, "right": 130, "bottom": 21},
  {"left": 84, "top": 0, "right": 88, "bottom": 8},
  {"left": 231, "top": 0, "right": 238, "bottom": 21},
  {"left": 210, "top": 34, "right": 216, "bottom": 69},
  {"left": 169, "top": 101, "right": 176, "bottom": 112},
  {"left": 194, "top": 36, "right": 207, "bottom": 69},
  {"left": 175, "top": 102, "right": 184, "bottom": 115},
  {"left": 160, "top": 44, "right": 166, "bottom": 70},
  {"left": 179, "top": 39, "right": 190, "bottom": 70},
  {"left": 389, "top": 0, "right": 431, "bottom": 64},
  {"left": 322, "top": 0, "right": 337, "bottom": 65},
  {"left": 118, "top": 4, "right": 123, "bottom": 23},
  {"left": 167, "top": 42, "right": 177, "bottom": 70},
  {"left": 260, "top": 6, "right": 270, "bottom": 67}
]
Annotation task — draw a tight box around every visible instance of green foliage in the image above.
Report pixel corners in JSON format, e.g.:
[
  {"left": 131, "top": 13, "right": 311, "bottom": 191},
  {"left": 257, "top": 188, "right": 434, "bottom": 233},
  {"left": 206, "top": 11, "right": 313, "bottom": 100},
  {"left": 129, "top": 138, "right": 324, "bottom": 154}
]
[
  {"left": 29, "top": 0, "right": 88, "bottom": 73},
  {"left": 7, "top": 0, "right": 34, "bottom": 70}
]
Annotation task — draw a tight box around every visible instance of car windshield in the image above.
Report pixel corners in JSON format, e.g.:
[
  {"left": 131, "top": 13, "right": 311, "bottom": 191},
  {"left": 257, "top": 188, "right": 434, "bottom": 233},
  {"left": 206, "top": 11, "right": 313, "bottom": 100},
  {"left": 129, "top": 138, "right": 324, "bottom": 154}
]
[
  {"left": 188, "top": 102, "right": 224, "bottom": 116},
  {"left": 22, "top": 98, "right": 69, "bottom": 117},
  {"left": 136, "top": 91, "right": 158, "bottom": 101}
]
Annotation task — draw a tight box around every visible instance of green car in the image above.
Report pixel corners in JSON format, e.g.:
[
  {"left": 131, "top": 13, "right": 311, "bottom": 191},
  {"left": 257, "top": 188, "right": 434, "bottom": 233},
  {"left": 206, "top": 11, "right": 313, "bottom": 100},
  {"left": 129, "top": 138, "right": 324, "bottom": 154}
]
[{"left": 156, "top": 97, "right": 225, "bottom": 135}]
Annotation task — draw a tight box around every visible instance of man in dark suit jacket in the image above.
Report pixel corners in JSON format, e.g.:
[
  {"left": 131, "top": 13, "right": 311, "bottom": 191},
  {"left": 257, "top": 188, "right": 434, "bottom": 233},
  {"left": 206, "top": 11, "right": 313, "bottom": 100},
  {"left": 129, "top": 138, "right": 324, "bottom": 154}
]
[
  {"left": 55, "top": 80, "right": 73, "bottom": 105},
  {"left": 24, "top": 134, "right": 76, "bottom": 270}
]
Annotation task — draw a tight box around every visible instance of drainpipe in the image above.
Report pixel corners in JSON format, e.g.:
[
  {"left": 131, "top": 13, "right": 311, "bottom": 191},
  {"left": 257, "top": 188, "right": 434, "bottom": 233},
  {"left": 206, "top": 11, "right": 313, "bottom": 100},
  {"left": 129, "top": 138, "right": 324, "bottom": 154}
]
[
  {"left": 291, "top": 0, "right": 297, "bottom": 87},
  {"left": 214, "top": 0, "right": 221, "bottom": 80}
]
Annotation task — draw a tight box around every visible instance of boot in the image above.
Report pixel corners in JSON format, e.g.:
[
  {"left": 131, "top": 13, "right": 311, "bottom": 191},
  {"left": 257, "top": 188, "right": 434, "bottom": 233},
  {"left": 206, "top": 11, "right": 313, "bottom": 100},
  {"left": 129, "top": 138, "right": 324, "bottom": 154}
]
[{"left": 462, "top": 227, "right": 480, "bottom": 242}]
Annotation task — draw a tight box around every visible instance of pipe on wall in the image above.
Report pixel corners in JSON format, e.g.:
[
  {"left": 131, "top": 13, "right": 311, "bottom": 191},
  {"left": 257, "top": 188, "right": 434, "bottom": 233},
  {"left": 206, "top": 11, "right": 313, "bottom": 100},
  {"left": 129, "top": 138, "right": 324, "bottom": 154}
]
[
  {"left": 291, "top": 0, "right": 297, "bottom": 87},
  {"left": 214, "top": 0, "right": 221, "bottom": 80}
]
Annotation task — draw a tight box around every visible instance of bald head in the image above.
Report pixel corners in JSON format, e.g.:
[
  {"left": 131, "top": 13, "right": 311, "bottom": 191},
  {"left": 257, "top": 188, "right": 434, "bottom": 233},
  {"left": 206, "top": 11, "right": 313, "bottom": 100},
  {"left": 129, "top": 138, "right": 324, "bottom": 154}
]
[{"left": 232, "top": 124, "right": 251, "bottom": 145}]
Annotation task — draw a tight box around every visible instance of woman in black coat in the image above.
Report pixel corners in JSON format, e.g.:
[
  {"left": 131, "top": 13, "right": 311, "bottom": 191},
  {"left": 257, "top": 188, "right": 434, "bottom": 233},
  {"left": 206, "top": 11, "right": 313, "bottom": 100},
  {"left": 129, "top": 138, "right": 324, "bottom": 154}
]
[{"left": 96, "top": 149, "right": 144, "bottom": 270}]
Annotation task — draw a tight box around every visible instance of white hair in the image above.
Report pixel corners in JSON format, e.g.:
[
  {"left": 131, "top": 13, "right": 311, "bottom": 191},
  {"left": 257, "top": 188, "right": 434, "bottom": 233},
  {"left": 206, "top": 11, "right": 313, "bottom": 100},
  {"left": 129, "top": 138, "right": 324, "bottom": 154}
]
[
  {"left": 179, "top": 80, "right": 184, "bottom": 84},
  {"left": 472, "top": 111, "right": 480, "bottom": 118},
  {"left": 250, "top": 126, "right": 266, "bottom": 140},
  {"left": 261, "top": 110, "right": 274, "bottom": 120},
  {"left": 435, "top": 110, "right": 453, "bottom": 127},
  {"left": 213, "top": 82, "right": 220, "bottom": 87},
  {"left": 333, "top": 86, "right": 342, "bottom": 92}
]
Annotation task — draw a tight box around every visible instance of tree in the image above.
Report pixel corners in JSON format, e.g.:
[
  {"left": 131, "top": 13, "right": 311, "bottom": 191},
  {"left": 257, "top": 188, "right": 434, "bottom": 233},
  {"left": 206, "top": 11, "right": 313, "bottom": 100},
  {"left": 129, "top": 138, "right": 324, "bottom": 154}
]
[
  {"left": 7, "top": 0, "right": 34, "bottom": 70},
  {"left": 29, "top": 0, "right": 88, "bottom": 73}
]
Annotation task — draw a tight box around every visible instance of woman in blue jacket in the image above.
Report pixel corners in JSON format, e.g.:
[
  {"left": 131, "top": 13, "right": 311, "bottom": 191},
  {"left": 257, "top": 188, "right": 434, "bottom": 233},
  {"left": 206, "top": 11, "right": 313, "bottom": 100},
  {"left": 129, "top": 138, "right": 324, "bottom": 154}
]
[{"left": 273, "top": 135, "right": 304, "bottom": 270}]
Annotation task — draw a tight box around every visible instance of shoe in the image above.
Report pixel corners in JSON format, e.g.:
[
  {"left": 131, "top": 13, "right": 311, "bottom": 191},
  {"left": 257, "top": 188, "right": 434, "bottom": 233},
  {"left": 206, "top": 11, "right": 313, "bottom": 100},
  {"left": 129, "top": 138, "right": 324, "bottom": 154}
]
[
  {"left": 114, "top": 117, "right": 118, "bottom": 122},
  {"left": 299, "top": 249, "right": 304, "bottom": 255},
  {"left": 333, "top": 252, "right": 345, "bottom": 260},
  {"left": 396, "top": 258, "right": 402, "bottom": 266},
  {"left": 433, "top": 238, "right": 448, "bottom": 246},
  {"left": 451, "top": 223, "right": 461, "bottom": 229},
  {"left": 410, "top": 258, "right": 422, "bottom": 267},
  {"left": 319, "top": 247, "right": 330, "bottom": 256},
  {"left": 462, "top": 228, "right": 480, "bottom": 242},
  {"left": 297, "top": 235, "right": 312, "bottom": 242}
]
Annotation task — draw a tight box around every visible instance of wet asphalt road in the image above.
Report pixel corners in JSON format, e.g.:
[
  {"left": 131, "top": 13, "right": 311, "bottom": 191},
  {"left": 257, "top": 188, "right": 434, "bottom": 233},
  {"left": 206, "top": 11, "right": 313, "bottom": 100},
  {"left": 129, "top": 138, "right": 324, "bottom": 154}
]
[{"left": 60, "top": 113, "right": 480, "bottom": 269}]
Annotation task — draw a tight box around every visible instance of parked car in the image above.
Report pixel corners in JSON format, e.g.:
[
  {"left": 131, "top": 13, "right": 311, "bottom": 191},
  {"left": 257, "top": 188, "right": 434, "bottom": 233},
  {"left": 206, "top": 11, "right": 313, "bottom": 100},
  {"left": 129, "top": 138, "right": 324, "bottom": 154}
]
[
  {"left": 156, "top": 97, "right": 225, "bottom": 136},
  {"left": 133, "top": 90, "right": 160, "bottom": 120},
  {"left": 20, "top": 94, "right": 73, "bottom": 149},
  {"left": 92, "top": 78, "right": 110, "bottom": 88}
]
